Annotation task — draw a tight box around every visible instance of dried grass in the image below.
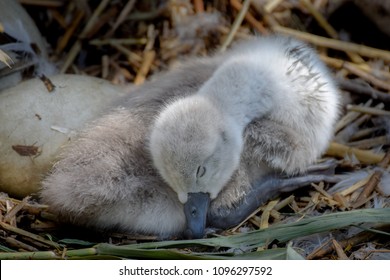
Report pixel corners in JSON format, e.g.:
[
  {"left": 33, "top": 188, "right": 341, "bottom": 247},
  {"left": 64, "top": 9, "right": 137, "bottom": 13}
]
[{"left": 1, "top": 0, "right": 389, "bottom": 259}]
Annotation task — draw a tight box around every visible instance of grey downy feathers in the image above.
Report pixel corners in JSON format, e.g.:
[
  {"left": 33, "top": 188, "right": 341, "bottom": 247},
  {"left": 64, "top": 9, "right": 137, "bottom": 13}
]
[{"left": 40, "top": 36, "right": 340, "bottom": 239}]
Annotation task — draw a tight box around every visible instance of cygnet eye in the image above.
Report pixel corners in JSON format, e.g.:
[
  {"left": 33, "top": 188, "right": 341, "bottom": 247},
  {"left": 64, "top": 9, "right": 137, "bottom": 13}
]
[{"left": 196, "top": 166, "right": 206, "bottom": 178}]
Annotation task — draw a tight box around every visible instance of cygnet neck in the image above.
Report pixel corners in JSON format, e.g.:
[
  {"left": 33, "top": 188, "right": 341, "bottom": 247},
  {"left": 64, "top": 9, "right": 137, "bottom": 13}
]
[{"left": 196, "top": 56, "right": 275, "bottom": 130}]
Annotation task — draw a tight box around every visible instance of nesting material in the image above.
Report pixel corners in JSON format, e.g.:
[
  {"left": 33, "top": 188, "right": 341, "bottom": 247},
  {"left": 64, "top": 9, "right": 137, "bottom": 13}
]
[{"left": 0, "top": 0, "right": 389, "bottom": 259}]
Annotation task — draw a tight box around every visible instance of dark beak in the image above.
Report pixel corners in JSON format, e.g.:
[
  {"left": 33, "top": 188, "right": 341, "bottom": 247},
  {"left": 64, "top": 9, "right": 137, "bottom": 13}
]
[{"left": 183, "top": 192, "right": 210, "bottom": 239}]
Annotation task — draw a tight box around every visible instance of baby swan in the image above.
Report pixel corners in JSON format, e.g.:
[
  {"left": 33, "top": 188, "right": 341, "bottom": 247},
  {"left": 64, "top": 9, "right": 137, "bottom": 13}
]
[
  {"left": 150, "top": 37, "right": 339, "bottom": 237},
  {"left": 41, "top": 36, "right": 339, "bottom": 239}
]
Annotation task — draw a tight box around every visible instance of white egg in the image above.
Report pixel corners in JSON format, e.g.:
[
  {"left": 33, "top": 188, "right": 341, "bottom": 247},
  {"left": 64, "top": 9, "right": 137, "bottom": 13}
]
[{"left": 0, "top": 74, "right": 127, "bottom": 197}]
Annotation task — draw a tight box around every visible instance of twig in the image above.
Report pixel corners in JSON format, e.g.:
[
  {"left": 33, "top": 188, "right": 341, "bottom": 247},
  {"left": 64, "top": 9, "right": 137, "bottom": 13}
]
[
  {"left": 307, "top": 228, "right": 383, "bottom": 259},
  {"left": 335, "top": 100, "right": 373, "bottom": 133},
  {"left": 335, "top": 112, "right": 375, "bottom": 143},
  {"left": 260, "top": 199, "right": 279, "bottom": 229},
  {"left": 378, "top": 151, "right": 390, "bottom": 168},
  {"left": 111, "top": 43, "right": 142, "bottom": 63},
  {"left": 231, "top": 202, "right": 264, "bottom": 232},
  {"left": 90, "top": 38, "right": 147, "bottom": 46},
  {"left": 311, "top": 183, "right": 332, "bottom": 199},
  {"left": 5, "top": 237, "right": 38, "bottom": 252},
  {"left": 321, "top": 55, "right": 390, "bottom": 80},
  {"left": 5, "top": 200, "right": 16, "bottom": 227},
  {"left": 350, "top": 127, "right": 384, "bottom": 141},
  {"left": 300, "top": 0, "right": 337, "bottom": 38},
  {"left": 50, "top": 9, "right": 67, "bottom": 28},
  {"left": 56, "top": 10, "right": 85, "bottom": 54},
  {"left": 230, "top": 0, "right": 268, "bottom": 34},
  {"left": 306, "top": 238, "right": 333, "bottom": 259},
  {"left": 343, "top": 63, "right": 390, "bottom": 92},
  {"left": 326, "top": 142, "right": 385, "bottom": 164},
  {"left": 337, "top": 78, "right": 390, "bottom": 103},
  {"left": 101, "top": 55, "right": 109, "bottom": 79},
  {"left": 0, "top": 250, "right": 60, "bottom": 260},
  {"left": 346, "top": 104, "right": 390, "bottom": 116},
  {"left": 134, "top": 50, "right": 156, "bottom": 85},
  {"left": 300, "top": 0, "right": 364, "bottom": 64},
  {"left": 353, "top": 171, "right": 382, "bottom": 208},
  {"left": 333, "top": 193, "right": 349, "bottom": 209},
  {"left": 220, "top": 0, "right": 252, "bottom": 52},
  {"left": 332, "top": 239, "right": 349, "bottom": 260},
  {"left": 348, "top": 136, "right": 390, "bottom": 149},
  {"left": 272, "top": 26, "right": 390, "bottom": 61},
  {"left": 264, "top": 0, "right": 283, "bottom": 13},
  {"left": 339, "top": 173, "right": 372, "bottom": 197},
  {"left": 127, "top": 6, "right": 168, "bottom": 21},
  {"left": 0, "top": 247, "right": 99, "bottom": 260},
  {"left": 0, "top": 221, "right": 60, "bottom": 249},
  {"left": 274, "top": 195, "right": 295, "bottom": 211},
  {"left": 144, "top": 24, "right": 157, "bottom": 52},
  {"left": 60, "top": 0, "right": 111, "bottom": 73},
  {"left": 4, "top": 196, "right": 31, "bottom": 223},
  {"left": 105, "top": 0, "right": 137, "bottom": 38}
]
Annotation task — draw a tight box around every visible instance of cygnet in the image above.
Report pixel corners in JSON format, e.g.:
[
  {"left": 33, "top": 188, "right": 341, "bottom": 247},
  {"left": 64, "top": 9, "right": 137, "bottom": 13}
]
[{"left": 40, "top": 36, "right": 340, "bottom": 239}]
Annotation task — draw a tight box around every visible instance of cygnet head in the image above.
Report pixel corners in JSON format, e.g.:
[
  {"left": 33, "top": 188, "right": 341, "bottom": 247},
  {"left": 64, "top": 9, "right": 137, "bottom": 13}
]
[{"left": 150, "top": 95, "right": 243, "bottom": 238}]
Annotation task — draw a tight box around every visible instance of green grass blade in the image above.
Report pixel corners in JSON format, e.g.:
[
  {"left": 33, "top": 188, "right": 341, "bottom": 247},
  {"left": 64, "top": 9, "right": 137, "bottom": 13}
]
[
  {"left": 59, "top": 238, "right": 97, "bottom": 246},
  {"left": 126, "top": 208, "right": 390, "bottom": 250},
  {"left": 0, "top": 208, "right": 388, "bottom": 259}
]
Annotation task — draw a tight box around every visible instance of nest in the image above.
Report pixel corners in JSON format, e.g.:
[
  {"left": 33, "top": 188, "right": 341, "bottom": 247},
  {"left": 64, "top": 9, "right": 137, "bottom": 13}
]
[{"left": 0, "top": 0, "right": 390, "bottom": 260}]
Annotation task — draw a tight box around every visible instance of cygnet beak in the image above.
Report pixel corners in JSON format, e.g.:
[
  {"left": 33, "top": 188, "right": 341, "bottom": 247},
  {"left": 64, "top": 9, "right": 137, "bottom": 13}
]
[{"left": 183, "top": 192, "right": 210, "bottom": 239}]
